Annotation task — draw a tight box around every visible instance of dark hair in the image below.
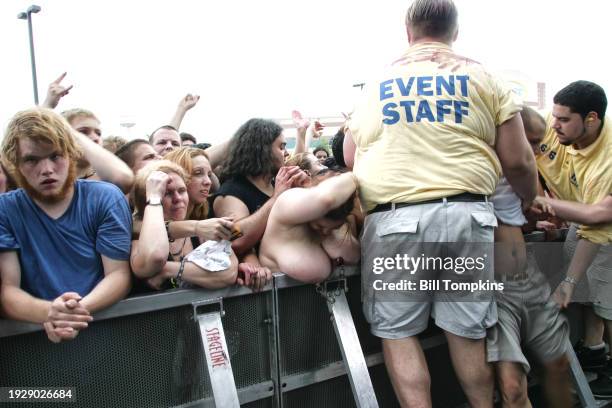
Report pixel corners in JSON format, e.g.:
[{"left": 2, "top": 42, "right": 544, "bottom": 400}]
[
  {"left": 180, "top": 132, "right": 197, "bottom": 144},
  {"left": 148, "top": 125, "right": 178, "bottom": 144},
  {"left": 312, "top": 146, "right": 329, "bottom": 157},
  {"left": 405, "top": 0, "right": 458, "bottom": 43},
  {"left": 220, "top": 118, "right": 283, "bottom": 182},
  {"left": 312, "top": 168, "right": 355, "bottom": 221},
  {"left": 520, "top": 106, "right": 546, "bottom": 136},
  {"left": 116, "top": 139, "right": 150, "bottom": 169},
  {"left": 330, "top": 127, "right": 346, "bottom": 167},
  {"left": 192, "top": 142, "right": 212, "bottom": 150},
  {"left": 322, "top": 157, "right": 338, "bottom": 169},
  {"left": 553, "top": 81, "right": 607, "bottom": 126}
]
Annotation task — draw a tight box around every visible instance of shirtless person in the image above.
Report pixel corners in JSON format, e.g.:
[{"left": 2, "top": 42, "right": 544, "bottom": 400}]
[
  {"left": 259, "top": 170, "right": 360, "bottom": 283},
  {"left": 487, "top": 108, "right": 571, "bottom": 408}
]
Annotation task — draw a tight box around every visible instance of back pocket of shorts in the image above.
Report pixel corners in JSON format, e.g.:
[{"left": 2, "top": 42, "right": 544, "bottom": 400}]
[
  {"left": 471, "top": 211, "right": 498, "bottom": 228},
  {"left": 376, "top": 218, "right": 419, "bottom": 237}
]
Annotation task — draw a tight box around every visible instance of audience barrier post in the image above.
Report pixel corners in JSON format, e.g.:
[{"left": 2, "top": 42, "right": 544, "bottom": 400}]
[
  {"left": 566, "top": 338, "right": 603, "bottom": 408},
  {"left": 317, "top": 276, "right": 379, "bottom": 408},
  {"left": 192, "top": 298, "right": 240, "bottom": 407}
]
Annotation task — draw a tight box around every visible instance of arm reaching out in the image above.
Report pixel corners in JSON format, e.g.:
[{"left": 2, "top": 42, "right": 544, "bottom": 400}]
[
  {"left": 71, "top": 128, "right": 134, "bottom": 193},
  {"left": 535, "top": 195, "right": 612, "bottom": 225},
  {"left": 213, "top": 166, "right": 305, "bottom": 255},
  {"left": 292, "top": 110, "right": 309, "bottom": 154},
  {"left": 273, "top": 172, "right": 359, "bottom": 225}
]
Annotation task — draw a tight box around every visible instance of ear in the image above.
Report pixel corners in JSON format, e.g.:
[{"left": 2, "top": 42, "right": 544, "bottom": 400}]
[
  {"left": 406, "top": 26, "right": 414, "bottom": 44},
  {"left": 586, "top": 111, "right": 599, "bottom": 123},
  {"left": 452, "top": 27, "right": 459, "bottom": 42}
]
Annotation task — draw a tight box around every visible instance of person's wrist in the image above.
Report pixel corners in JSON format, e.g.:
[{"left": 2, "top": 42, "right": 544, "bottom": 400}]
[
  {"left": 146, "top": 196, "right": 162, "bottom": 206},
  {"left": 193, "top": 220, "right": 199, "bottom": 237},
  {"left": 563, "top": 276, "right": 578, "bottom": 285}
]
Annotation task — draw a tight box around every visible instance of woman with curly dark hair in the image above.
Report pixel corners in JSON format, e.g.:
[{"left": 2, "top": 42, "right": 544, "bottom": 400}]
[{"left": 213, "top": 118, "right": 303, "bottom": 257}]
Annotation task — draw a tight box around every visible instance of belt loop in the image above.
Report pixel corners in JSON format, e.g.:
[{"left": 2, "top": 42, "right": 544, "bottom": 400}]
[
  {"left": 442, "top": 197, "right": 448, "bottom": 206},
  {"left": 484, "top": 195, "right": 489, "bottom": 203},
  {"left": 391, "top": 203, "right": 396, "bottom": 213}
]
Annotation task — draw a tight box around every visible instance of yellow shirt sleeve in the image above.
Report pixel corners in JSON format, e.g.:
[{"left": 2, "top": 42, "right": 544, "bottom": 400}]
[
  {"left": 493, "top": 76, "right": 522, "bottom": 126},
  {"left": 577, "top": 176, "right": 612, "bottom": 244}
]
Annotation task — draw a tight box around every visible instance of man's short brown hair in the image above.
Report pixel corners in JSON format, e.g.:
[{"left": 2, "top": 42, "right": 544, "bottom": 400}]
[
  {"left": 2, "top": 108, "right": 82, "bottom": 167},
  {"left": 61, "top": 108, "right": 99, "bottom": 126},
  {"left": 520, "top": 106, "right": 546, "bottom": 137},
  {"left": 102, "top": 135, "right": 128, "bottom": 154},
  {"left": 405, "top": 0, "right": 458, "bottom": 43}
]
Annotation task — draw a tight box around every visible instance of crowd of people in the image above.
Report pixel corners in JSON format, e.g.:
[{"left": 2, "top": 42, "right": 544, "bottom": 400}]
[{"left": 0, "top": 0, "right": 611, "bottom": 407}]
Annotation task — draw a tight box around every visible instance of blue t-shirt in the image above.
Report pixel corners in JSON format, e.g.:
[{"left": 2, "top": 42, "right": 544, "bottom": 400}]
[{"left": 0, "top": 180, "right": 132, "bottom": 300}]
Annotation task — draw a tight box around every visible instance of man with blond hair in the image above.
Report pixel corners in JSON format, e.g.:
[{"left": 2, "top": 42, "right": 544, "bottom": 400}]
[
  {"left": 59, "top": 108, "right": 134, "bottom": 193},
  {"left": 344, "top": 0, "right": 537, "bottom": 406},
  {"left": 0, "top": 108, "right": 132, "bottom": 343}
]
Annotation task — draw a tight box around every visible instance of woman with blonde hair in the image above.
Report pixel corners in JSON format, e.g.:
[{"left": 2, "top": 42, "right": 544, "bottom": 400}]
[
  {"left": 164, "top": 147, "right": 213, "bottom": 220},
  {"left": 165, "top": 147, "right": 273, "bottom": 290},
  {"left": 131, "top": 160, "right": 238, "bottom": 290},
  {"left": 285, "top": 152, "right": 327, "bottom": 178}
]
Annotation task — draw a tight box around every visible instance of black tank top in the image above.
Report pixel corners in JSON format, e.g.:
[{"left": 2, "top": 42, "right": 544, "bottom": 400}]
[{"left": 213, "top": 176, "right": 270, "bottom": 215}]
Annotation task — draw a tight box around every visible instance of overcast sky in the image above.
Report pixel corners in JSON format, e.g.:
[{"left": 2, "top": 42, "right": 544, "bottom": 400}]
[{"left": 1, "top": 0, "right": 611, "bottom": 144}]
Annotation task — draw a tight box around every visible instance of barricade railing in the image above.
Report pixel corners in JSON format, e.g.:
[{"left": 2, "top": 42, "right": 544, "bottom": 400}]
[
  {"left": 0, "top": 230, "right": 597, "bottom": 408},
  {"left": 0, "top": 266, "right": 445, "bottom": 407}
]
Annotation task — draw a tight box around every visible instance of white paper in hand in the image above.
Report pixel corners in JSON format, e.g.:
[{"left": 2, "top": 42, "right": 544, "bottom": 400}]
[{"left": 185, "top": 240, "right": 232, "bottom": 272}]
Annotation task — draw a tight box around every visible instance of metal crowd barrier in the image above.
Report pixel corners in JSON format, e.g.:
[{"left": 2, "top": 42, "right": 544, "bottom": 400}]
[
  {"left": 0, "top": 231, "right": 601, "bottom": 407},
  {"left": 0, "top": 266, "right": 456, "bottom": 408}
]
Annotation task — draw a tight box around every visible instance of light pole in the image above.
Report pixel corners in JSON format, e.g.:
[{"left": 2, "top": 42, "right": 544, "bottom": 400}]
[{"left": 17, "top": 5, "right": 42, "bottom": 105}]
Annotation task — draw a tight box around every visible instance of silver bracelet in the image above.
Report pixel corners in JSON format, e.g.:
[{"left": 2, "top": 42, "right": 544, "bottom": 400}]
[
  {"left": 175, "top": 258, "right": 186, "bottom": 286},
  {"left": 563, "top": 276, "right": 578, "bottom": 285}
]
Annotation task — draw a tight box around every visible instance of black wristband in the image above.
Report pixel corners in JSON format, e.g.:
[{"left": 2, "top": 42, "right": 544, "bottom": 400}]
[{"left": 165, "top": 220, "right": 174, "bottom": 242}]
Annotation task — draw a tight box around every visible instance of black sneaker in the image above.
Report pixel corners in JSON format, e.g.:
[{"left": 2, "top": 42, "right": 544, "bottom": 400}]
[
  {"left": 590, "top": 374, "right": 612, "bottom": 399},
  {"left": 575, "top": 340, "right": 607, "bottom": 371}
]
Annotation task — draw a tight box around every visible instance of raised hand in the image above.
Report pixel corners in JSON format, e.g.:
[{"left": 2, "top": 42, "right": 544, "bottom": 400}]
[
  {"left": 145, "top": 170, "right": 169, "bottom": 202},
  {"left": 292, "top": 110, "right": 310, "bottom": 130},
  {"left": 306, "top": 120, "right": 324, "bottom": 140},
  {"left": 178, "top": 94, "right": 200, "bottom": 112},
  {"left": 41, "top": 72, "right": 73, "bottom": 109},
  {"left": 273, "top": 166, "right": 303, "bottom": 197}
]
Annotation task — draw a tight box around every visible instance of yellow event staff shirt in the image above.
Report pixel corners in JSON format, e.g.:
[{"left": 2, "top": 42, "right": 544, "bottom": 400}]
[
  {"left": 536, "top": 113, "right": 578, "bottom": 201},
  {"left": 568, "top": 119, "right": 612, "bottom": 244},
  {"left": 348, "top": 42, "right": 520, "bottom": 211}
]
